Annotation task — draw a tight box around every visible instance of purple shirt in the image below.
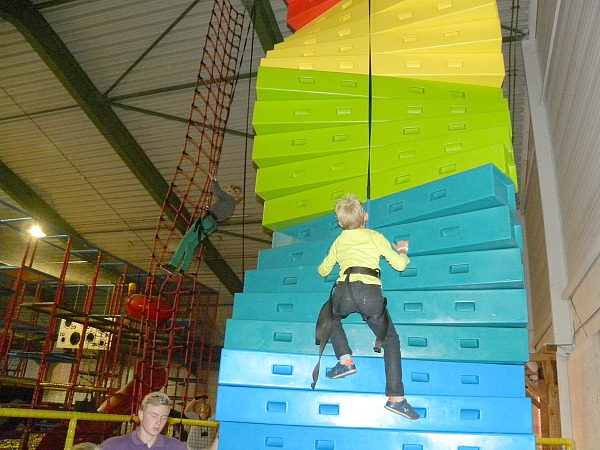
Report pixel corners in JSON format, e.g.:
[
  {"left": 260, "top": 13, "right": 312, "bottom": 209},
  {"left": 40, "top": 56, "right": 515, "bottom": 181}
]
[{"left": 101, "top": 430, "right": 186, "bottom": 450}]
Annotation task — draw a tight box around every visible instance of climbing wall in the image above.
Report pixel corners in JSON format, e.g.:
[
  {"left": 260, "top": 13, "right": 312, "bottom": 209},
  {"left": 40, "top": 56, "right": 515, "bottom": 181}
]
[{"left": 217, "top": 0, "right": 535, "bottom": 448}]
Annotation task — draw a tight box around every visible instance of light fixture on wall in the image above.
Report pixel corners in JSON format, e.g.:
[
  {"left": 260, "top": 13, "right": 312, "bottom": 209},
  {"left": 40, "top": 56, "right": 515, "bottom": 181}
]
[{"left": 29, "top": 224, "right": 46, "bottom": 238}]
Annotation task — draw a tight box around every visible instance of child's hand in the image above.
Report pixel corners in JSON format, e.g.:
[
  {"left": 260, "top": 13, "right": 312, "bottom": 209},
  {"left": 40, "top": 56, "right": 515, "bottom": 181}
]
[
  {"left": 208, "top": 172, "right": 216, "bottom": 181},
  {"left": 393, "top": 240, "right": 409, "bottom": 253}
]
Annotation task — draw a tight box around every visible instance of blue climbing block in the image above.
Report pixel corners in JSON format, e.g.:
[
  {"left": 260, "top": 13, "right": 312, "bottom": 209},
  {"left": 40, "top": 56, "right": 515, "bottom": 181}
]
[
  {"left": 219, "top": 349, "right": 525, "bottom": 397},
  {"left": 257, "top": 236, "right": 335, "bottom": 269},
  {"left": 367, "top": 164, "right": 516, "bottom": 228},
  {"left": 385, "top": 289, "right": 528, "bottom": 327},
  {"left": 243, "top": 264, "right": 333, "bottom": 294},
  {"left": 245, "top": 248, "right": 524, "bottom": 294},
  {"left": 217, "top": 422, "right": 536, "bottom": 450},
  {"left": 232, "top": 292, "right": 328, "bottom": 322},
  {"left": 259, "top": 206, "right": 521, "bottom": 270},
  {"left": 215, "top": 385, "right": 533, "bottom": 434},
  {"left": 232, "top": 289, "right": 528, "bottom": 327},
  {"left": 377, "top": 205, "right": 522, "bottom": 255},
  {"left": 223, "top": 320, "right": 530, "bottom": 363},
  {"left": 272, "top": 212, "right": 339, "bottom": 247},
  {"left": 381, "top": 248, "right": 524, "bottom": 291}
]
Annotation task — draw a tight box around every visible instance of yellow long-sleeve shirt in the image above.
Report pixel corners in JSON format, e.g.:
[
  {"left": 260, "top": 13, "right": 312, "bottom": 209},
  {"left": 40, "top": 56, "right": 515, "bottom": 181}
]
[{"left": 318, "top": 228, "right": 410, "bottom": 285}]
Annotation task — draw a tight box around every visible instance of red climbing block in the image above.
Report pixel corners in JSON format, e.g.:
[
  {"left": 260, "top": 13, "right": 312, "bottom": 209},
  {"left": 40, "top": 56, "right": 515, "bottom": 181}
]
[{"left": 287, "top": 0, "right": 342, "bottom": 31}]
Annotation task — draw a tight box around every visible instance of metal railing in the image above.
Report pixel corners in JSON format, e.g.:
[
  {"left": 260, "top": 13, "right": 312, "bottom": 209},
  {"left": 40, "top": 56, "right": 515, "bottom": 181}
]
[
  {"left": 0, "top": 407, "right": 217, "bottom": 449},
  {"left": 536, "top": 437, "right": 573, "bottom": 450}
]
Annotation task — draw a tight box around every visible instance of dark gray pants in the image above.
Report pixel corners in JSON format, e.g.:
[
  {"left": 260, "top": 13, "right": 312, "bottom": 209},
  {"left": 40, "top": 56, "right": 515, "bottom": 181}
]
[{"left": 330, "top": 281, "right": 405, "bottom": 397}]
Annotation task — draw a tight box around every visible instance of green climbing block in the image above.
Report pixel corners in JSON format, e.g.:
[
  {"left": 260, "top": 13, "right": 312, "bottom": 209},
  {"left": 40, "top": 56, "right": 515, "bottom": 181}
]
[
  {"left": 370, "top": 126, "right": 512, "bottom": 171},
  {"left": 253, "top": 98, "right": 369, "bottom": 135},
  {"left": 255, "top": 66, "right": 370, "bottom": 100},
  {"left": 372, "top": 98, "right": 508, "bottom": 122},
  {"left": 371, "top": 75, "right": 504, "bottom": 99},
  {"left": 224, "top": 319, "right": 530, "bottom": 364},
  {"left": 262, "top": 176, "right": 368, "bottom": 231},
  {"left": 256, "top": 148, "right": 368, "bottom": 200},
  {"left": 253, "top": 124, "right": 369, "bottom": 168},
  {"left": 370, "top": 142, "right": 518, "bottom": 199},
  {"left": 370, "top": 111, "right": 512, "bottom": 147}
]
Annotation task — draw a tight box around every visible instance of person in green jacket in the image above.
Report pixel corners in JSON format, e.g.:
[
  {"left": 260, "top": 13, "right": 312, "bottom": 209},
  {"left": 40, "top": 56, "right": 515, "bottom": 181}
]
[{"left": 161, "top": 173, "right": 243, "bottom": 275}]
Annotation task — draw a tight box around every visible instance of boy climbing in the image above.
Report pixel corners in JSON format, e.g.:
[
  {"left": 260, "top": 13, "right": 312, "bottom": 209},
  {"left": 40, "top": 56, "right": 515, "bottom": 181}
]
[
  {"left": 161, "top": 173, "right": 243, "bottom": 275},
  {"left": 317, "top": 193, "right": 419, "bottom": 420}
]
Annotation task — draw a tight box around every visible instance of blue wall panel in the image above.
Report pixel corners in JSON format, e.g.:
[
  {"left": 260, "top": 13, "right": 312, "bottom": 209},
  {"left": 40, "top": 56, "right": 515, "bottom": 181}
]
[
  {"left": 219, "top": 349, "right": 525, "bottom": 397},
  {"left": 216, "top": 385, "right": 533, "bottom": 434},
  {"left": 218, "top": 422, "right": 536, "bottom": 450}
]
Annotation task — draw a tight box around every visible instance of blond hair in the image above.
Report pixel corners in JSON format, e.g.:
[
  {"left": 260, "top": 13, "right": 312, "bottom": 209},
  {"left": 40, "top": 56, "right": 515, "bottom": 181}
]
[
  {"left": 140, "top": 391, "right": 172, "bottom": 411},
  {"left": 335, "top": 194, "right": 365, "bottom": 230},
  {"left": 71, "top": 444, "right": 101, "bottom": 450}
]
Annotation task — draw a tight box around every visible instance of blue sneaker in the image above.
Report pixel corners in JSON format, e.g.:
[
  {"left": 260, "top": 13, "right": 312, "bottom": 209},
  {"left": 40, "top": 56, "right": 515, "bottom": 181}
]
[
  {"left": 326, "top": 360, "right": 357, "bottom": 379},
  {"left": 384, "top": 399, "right": 420, "bottom": 420}
]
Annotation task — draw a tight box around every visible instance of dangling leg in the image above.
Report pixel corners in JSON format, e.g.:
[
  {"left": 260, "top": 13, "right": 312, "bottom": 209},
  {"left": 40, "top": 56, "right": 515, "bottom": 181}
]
[
  {"left": 361, "top": 286, "right": 419, "bottom": 420},
  {"left": 164, "top": 219, "right": 202, "bottom": 273},
  {"left": 178, "top": 215, "right": 217, "bottom": 273}
]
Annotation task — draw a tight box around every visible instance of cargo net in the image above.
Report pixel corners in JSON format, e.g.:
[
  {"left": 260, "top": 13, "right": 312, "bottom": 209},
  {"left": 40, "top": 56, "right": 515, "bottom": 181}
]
[{"left": 129, "top": 0, "right": 247, "bottom": 404}]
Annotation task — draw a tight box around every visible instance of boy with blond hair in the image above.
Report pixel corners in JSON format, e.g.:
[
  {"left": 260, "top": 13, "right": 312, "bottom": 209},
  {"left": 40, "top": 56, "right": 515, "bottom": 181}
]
[
  {"left": 318, "top": 194, "right": 419, "bottom": 420},
  {"left": 100, "top": 392, "right": 186, "bottom": 449}
]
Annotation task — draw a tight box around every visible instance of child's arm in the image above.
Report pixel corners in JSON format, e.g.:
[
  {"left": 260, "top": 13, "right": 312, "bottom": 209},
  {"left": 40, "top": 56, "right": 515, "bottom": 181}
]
[
  {"left": 379, "top": 235, "right": 409, "bottom": 271},
  {"left": 318, "top": 244, "right": 338, "bottom": 277}
]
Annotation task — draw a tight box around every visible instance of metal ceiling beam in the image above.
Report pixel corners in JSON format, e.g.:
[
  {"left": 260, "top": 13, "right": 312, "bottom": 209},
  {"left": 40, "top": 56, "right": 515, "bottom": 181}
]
[
  {"left": 0, "top": 0, "right": 242, "bottom": 294},
  {"left": 243, "top": 0, "right": 284, "bottom": 52},
  {"left": 0, "top": 161, "right": 78, "bottom": 236}
]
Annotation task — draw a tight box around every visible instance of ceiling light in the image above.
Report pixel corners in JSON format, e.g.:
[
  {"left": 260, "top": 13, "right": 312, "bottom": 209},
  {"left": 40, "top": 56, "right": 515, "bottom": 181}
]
[{"left": 29, "top": 224, "right": 46, "bottom": 238}]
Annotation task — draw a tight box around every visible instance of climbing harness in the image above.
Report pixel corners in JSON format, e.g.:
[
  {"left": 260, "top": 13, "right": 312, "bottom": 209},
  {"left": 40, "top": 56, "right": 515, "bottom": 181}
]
[{"left": 311, "top": 266, "right": 390, "bottom": 389}]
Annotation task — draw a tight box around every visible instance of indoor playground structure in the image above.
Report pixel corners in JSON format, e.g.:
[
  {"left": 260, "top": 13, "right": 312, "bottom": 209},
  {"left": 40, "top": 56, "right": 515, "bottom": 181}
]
[
  {"left": 216, "top": 0, "right": 536, "bottom": 449},
  {"left": 0, "top": 0, "right": 560, "bottom": 449},
  {"left": 0, "top": 0, "right": 245, "bottom": 447}
]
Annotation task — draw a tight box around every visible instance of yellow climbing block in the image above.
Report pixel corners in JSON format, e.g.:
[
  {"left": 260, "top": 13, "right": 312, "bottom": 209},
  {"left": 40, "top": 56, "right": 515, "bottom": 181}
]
[
  {"left": 256, "top": 148, "right": 368, "bottom": 200},
  {"left": 295, "top": 0, "right": 369, "bottom": 37},
  {"left": 371, "top": 75, "right": 504, "bottom": 99},
  {"left": 260, "top": 55, "right": 370, "bottom": 75},
  {"left": 262, "top": 176, "right": 368, "bottom": 231},
  {"left": 371, "top": 0, "right": 499, "bottom": 32},
  {"left": 370, "top": 142, "right": 518, "bottom": 200},
  {"left": 371, "top": 97, "right": 509, "bottom": 122},
  {"left": 267, "top": 37, "right": 369, "bottom": 59},
  {"left": 370, "top": 126, "right": 513, "bottom": 172},
  {"left": 253, "top": 124, "right": 369, "bottom": 168},
  {"left": 284, "top": 17, "right": 369, "bottom": 46},
  {"left": 371, "top": 52, "right": 505, "bottom": 88},
  {"left": 255, "top": 67, "right": 369, "bottom": 101},
  {"left": 371, "top": 18, "right": 501, "bottom": 54}
]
